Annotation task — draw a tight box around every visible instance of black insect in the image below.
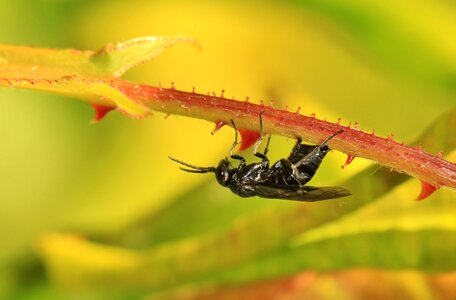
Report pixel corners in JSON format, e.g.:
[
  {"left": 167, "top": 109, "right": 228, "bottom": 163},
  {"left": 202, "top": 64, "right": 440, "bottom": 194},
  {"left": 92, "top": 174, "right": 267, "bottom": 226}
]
[{"left": 169, "top": 114, "right": 351, "bottom": 201}]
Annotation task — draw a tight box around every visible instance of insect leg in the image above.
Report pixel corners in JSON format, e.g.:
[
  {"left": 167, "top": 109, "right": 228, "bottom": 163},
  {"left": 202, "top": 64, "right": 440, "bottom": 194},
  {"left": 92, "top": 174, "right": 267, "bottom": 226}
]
[
  {"left": 320, "top": 130, "right": 343, "bottom": 147},
  {"left": 295, "top": 136, "right": 302, "bottom": 145},
  {"left": 253, "top": 112, "right": 270, "bottom": 165},
  {"left": 231, "top": 154, "right": 246, "bottom": 166},
  {"left": 278, "top": 159, "right": 303, "bottom": 185},
  {"left": 230, "top": 119, "right": 246, "bottom": 166},
  {"left": 263, "top": 134, "right": 272, "bottom": 156}
]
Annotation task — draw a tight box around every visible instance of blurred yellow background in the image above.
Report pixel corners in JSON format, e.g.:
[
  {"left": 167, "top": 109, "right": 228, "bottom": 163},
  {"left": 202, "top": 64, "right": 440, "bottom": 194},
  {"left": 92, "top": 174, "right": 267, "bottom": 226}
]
[{"left": 0, "top": 0, "right": 455, "bottom": 299}]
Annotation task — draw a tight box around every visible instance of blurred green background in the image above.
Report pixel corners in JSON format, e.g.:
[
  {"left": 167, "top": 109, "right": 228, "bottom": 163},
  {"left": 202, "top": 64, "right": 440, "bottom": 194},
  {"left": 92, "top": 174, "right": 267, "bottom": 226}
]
[{"left": 0, "top": 0, "right": 455, "bottom": 299}]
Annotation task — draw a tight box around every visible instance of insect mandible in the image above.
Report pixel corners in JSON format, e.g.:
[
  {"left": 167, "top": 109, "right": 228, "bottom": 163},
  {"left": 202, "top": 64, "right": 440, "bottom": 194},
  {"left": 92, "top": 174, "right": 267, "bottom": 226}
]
[{"left": 169, "top": 113, "right": 351, "bottom": 201}]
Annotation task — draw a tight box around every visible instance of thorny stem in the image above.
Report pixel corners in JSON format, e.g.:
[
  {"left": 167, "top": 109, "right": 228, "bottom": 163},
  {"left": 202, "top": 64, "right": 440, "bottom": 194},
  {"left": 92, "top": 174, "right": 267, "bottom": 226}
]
[
  {"left": 1, "top": 74, "right": 454, "bottom": 193},
  {"left": 1, "top": 37, "right": 454, "bottom": 196},
  {"left": 113, "top": 79, "right": 456, "bottom": 191}
]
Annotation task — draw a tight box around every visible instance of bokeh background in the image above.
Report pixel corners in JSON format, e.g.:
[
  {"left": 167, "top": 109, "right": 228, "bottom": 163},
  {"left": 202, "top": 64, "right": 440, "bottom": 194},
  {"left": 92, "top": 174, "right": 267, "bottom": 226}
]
[{"left": 0, "top": 0, "right": 455, "bottom": 299}]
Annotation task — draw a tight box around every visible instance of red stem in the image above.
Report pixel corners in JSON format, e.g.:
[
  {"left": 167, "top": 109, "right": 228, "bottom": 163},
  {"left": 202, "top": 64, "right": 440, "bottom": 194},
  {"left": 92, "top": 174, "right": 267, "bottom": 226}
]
[{"left": 114, "top": 79, "right": 456, "bottom": 190}]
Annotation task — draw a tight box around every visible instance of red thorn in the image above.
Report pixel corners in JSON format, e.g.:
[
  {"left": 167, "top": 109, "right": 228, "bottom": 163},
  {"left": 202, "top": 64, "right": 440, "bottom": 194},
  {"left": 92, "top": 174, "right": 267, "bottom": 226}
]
[
  {"left": 221, "top": 89, "right": 225, "bottom": 97},
  {"left": 436, "top": 151, "right": 443, "bottom": 158},
  {"left": 295, "top": 107, "right": 301, "bottom": 114},
  {"left": 417, "top": 181, "right": 439, "bottom": 201},
  {"left": 91, "top": 104, "right": 115, "bottom": 122},
  {"left": 211, "top": 120, "right": 226, "bottom": 135},
  {"left": 171, "top": 82, "right": 175, "bottom": 90},
  {"left": 192, "top": 87, "right": 195, "bottom": 93},
  {"left": 341, "top": 155, "right": 356, "bottom": 169},
  {"left": 245, "top": 96, "right": 250, "bottom": 102},
  {"left": 337, "top": 118, "right": 341, "bottom": 125},
  {"left": 238, "top": 129, "right": 261, "bottom": 151},
  {"left": 310, "top": 113, "right": 315, "bottom": 118},
  {"left": 417, "top": 144, "right": 423, "bottom": 151},
  {"left": 371, "top": 129, "right": 375, "bottom": 135}
]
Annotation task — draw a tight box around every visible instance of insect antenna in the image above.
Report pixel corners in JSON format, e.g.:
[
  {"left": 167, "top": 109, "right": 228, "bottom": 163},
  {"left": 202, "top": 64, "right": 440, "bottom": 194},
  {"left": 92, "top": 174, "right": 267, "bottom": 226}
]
[
  {"left": 320, "top": 130, "right": 344, "bottom": 147},
  {"left": 168, "top": 156, "right": 216, "bottom": 173},
  {"left": 178, "top": 168, "right": 213, "bottom": 173},
  {"left": 294, "top": 130, "right": 344, "bottom": 168}
]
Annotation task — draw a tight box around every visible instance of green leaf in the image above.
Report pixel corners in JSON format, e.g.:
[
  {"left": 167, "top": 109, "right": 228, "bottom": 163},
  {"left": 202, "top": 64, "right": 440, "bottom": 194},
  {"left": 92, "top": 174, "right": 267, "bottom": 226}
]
[
  {"left": 92, "top": 37, "right": 197, "bottom": 77},
  {"left": 0, "top": 37, "right": 193, "bottom": 117},
  {"left": 38, "top": 176, "right": 456, "bottom": 294},
  {"left": 0, "top": 36, "right": 193, "bottom": 79},
  {"left": 211, "top": 180, "right": 456, "bottom": 284},
  {"left": 37, "top": 108, "right": 456, "bottom": 294},
  {"left": 146, "top": 269, "right": 456, "bottom": 300}
]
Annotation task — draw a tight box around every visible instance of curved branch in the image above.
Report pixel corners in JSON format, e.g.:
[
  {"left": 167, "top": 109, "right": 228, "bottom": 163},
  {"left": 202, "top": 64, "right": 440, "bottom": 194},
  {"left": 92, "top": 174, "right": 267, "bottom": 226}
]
[
  {"left": 0, "top": 37, "right": 454, "bottom": 195},
  {"left": 116, "top": 79, "right": 456, "bottom": 192}
]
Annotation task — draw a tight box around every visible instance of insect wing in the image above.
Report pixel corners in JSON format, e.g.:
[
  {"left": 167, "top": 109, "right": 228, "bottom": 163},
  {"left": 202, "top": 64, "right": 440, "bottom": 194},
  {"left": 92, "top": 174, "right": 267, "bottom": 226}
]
[{"left": 244, "top": 182, "right": 351, "bottom": 202}]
